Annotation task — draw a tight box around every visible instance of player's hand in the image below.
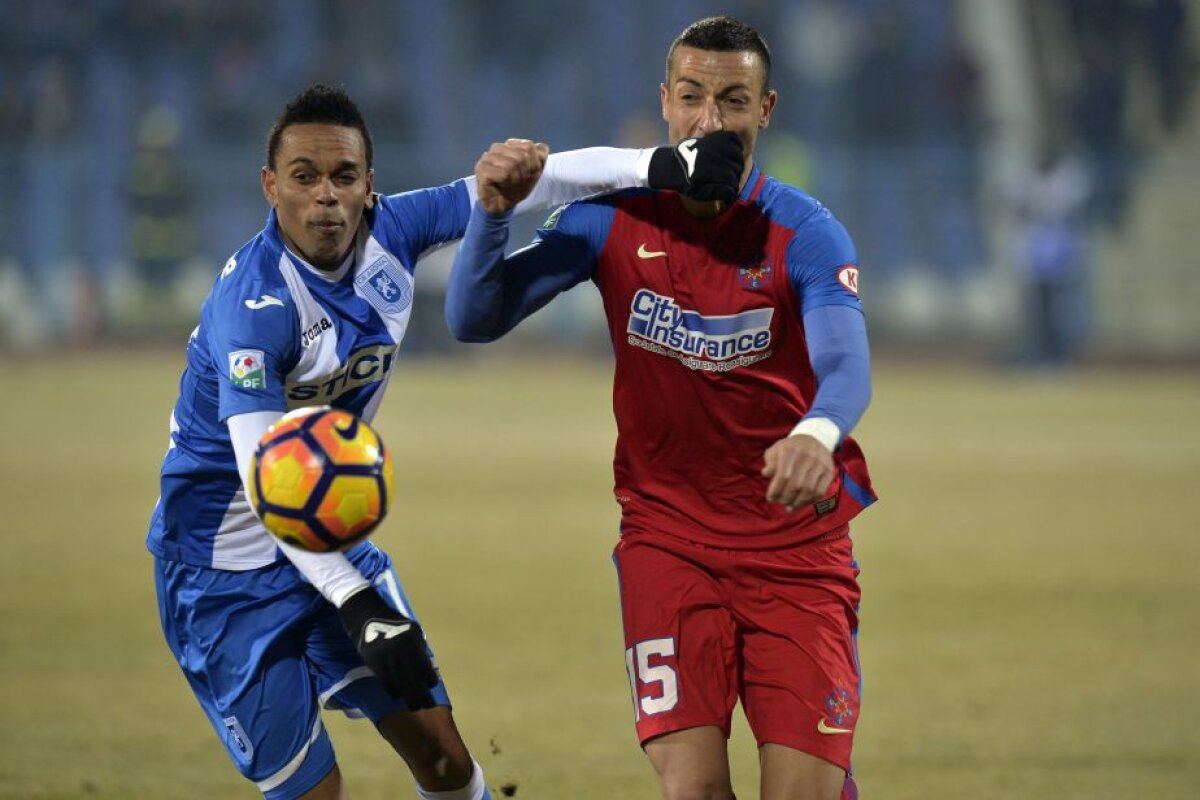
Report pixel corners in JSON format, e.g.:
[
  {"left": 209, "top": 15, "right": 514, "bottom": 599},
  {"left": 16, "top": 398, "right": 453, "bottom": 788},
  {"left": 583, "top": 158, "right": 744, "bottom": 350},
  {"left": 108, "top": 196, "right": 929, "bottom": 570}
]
[
  {"left": 648, "top": 131, "right": 744, "bottom": 203},
  {"left": 475, "top": 138, "right": 550, "bottom": 215},
  {"left": 761, "top": 433, "right": 835, "bottom": 512},
  {"left": 337, "top": 587, "right": 439, "bottom": 710}
]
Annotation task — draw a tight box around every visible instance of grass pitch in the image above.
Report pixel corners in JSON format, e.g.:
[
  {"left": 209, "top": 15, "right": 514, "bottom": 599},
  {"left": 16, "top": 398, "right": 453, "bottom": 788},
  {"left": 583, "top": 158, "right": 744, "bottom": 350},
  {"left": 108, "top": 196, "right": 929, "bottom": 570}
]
[{"left": 0, "top": 350, "right": 1196, "bottom": 799}]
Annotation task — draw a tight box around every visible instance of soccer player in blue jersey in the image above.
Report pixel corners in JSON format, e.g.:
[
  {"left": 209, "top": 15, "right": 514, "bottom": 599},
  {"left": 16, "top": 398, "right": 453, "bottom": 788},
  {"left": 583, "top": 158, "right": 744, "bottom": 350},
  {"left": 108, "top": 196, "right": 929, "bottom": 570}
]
[
  {"left": 146, "top": 84, "right": 743, "bottom": 800},
  {"left": 446, "top": 18, "right": 875, "bottom": 800}
]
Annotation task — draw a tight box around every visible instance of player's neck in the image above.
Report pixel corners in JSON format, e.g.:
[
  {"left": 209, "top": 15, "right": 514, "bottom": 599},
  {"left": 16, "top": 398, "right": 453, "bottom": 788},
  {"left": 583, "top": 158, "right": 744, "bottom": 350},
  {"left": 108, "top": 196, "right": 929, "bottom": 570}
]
[
  {"left": 679, "top": 196, "right": 727, "bottom": 219},
  {"left": 283, "top": 239, "right": 357, "bottom": 282}
]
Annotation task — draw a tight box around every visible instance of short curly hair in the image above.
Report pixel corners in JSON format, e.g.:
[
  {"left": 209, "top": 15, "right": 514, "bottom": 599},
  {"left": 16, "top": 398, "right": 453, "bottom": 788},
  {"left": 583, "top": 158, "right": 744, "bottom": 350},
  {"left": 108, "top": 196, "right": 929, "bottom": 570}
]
[{"left": 266, "top": 84, "right": 373, "bottom": 170}]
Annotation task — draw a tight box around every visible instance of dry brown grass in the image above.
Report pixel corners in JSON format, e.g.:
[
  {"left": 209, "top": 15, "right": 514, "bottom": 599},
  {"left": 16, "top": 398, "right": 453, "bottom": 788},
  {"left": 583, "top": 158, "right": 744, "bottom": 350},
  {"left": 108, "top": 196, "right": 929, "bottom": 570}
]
[{"left": 1, "top": 353, "right": 1196, "bottom": 798}]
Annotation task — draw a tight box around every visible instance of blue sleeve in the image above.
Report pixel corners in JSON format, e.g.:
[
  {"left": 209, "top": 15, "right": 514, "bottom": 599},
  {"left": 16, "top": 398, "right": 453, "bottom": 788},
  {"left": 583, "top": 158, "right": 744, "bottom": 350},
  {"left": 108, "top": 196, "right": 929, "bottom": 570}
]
[
  {"left": 802, "top": 304, "right": 871, "bottom": 437},
  {"left": 373, "top": 181, "right": 471, "bottom": 268},
  {"left": 445, "top": 200, "right": 613, "bottom": 342},
  {"left": 786, "top": 211, "right": 862, "bottom": 314},
  {"left": 207, "top": 278, "right": 299, "bottom": 422}
]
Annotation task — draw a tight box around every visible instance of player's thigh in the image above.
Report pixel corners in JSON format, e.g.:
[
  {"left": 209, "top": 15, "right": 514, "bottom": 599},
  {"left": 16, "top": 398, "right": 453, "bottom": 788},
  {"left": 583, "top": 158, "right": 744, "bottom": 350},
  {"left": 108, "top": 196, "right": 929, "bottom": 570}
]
[
  {"left": 644, "top": 726, "right": 733, "bottom": 800},
  {"left": 736, "top": 532, "right": 861, "bottom": 772},
  {"left": 154, "top": 557, "right": 338, "bottom": 800},
  {"left": 613, "top": 535, "right": 740, "bottom": 744}
]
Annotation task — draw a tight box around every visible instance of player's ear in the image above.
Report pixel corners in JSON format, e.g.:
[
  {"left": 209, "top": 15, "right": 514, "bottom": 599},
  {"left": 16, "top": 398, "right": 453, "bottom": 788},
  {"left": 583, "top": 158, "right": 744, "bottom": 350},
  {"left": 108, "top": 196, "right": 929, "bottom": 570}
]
[
  {"left": 758, "top": 90, "right": 778, "bottom": 131},
  {"left": 364, "top": 169, "right": 375, "bottom": 208},
  {"left": 261, "top": 166, "right": 277, "bottom": 207},
  {"left": 660, "top": 83, "right": 670, "bottom": 122}
]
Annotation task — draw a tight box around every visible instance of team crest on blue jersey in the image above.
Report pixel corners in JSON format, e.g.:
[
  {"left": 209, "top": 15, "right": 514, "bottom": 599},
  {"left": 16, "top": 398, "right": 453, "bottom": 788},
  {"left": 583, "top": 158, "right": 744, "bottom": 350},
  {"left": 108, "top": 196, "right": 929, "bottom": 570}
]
[
  {"left": 228, "top": 350, "right": 266, "bottom": 389},
  {"left": 356, "top": 256, "right": 412, "bottom": 315},
  {"left": 222, "top": 716, "right": 255, "bottom": 763},
  {"left": 738, "top": 257, "right": 772, "bottom": 290}
]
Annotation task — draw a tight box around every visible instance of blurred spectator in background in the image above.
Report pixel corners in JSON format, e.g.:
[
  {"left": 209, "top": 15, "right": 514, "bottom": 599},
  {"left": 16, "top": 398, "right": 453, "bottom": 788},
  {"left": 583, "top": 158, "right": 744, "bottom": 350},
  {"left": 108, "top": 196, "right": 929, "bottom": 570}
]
[
  {"left": 0, "top": 51, "right": 25, "bottom": 146},
  {"left": 778, "top": 0, "right": 860, "bottom": 150},
  {"left": 1142, "top": 0, "right": 1193, "bottom": 134},
  {"left": 1010, "top": 140, "right": 1093, "bottom": 367},
  {"left": 848, "top": 8, "right": 918, "bottom": 148},
  {"left": 128, "top": 104, "right": 195, "bottom": 322},
  {"left": 1073, "top": 34, "right": 1133, "bottom": 232},
  {"left": 319, "top": 0, "right": 413, "bottom": 139},
  {"left": 21, "top": 55, "right": 82, "bottom": 340},
  {"left": 1061, "top": 0, "right": 1168, "bottom": 233},
  {"left": 203, "top": 32, "right": 268, "bottom": 143},
  {"left": 925, "top": 29, "right": 987, "bottom": 278},
  {"left": 846, "top": 7, "right": 918, "bottom": 275},
  {"left": 0, "top": 53, "right": 27, "bottom": 269}
]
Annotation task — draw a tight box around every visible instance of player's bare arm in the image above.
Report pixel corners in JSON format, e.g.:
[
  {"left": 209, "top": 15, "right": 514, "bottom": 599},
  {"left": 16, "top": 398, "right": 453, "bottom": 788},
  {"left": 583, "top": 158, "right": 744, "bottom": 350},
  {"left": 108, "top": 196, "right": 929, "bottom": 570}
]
[
  {"left": 761, "top": 433, "right": 836, "bottom": 512},
  {"left": 475, "top": 138, "right": 550, "bottom": 214}
]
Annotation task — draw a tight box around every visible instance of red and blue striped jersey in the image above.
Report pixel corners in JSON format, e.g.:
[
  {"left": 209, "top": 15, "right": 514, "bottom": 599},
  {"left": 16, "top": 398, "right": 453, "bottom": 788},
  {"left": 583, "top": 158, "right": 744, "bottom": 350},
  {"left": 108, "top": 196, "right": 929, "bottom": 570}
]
[{"left": 527, "top": 166, "right": 875, "bottom": 548}]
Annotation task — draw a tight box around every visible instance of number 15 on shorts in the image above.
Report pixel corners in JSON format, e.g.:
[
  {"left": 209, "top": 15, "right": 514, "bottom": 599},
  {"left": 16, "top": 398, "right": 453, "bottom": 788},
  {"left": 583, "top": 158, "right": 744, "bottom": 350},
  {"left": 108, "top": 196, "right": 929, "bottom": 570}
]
[{"left": 625, "top": 637, "right": 678, "bottom": 720}]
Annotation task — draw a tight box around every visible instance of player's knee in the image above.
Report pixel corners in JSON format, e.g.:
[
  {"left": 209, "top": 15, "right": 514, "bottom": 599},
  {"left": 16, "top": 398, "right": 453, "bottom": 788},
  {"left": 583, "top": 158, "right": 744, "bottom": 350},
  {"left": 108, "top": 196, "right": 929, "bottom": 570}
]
[
  {"left": 659, "top": 774, "right": 736, "bottom": 800},
  {"left": 646, "top": 727, "right": 733, "bottom": 800}
]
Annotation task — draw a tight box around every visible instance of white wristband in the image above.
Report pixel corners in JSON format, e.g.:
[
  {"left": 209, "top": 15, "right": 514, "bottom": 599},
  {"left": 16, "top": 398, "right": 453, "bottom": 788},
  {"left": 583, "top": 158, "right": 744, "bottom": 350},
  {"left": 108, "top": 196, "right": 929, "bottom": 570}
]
[{"left": 788, "top": 417, "right": 841, "bottom": 453}]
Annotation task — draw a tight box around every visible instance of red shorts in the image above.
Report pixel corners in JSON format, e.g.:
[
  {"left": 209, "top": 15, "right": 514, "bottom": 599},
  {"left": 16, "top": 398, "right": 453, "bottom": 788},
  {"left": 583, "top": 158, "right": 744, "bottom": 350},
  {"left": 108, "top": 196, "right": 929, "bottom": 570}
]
[{"left": 613, "top": 526, "right": 862, "bottom": 770}]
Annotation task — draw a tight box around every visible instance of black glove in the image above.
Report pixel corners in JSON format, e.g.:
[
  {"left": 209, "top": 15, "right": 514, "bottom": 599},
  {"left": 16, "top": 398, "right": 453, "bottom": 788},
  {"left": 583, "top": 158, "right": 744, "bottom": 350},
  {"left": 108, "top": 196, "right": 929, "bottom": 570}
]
[
  {"left": 338, "top": 587, "right": 439, "bottom": 710},
  {"left": 647, "top": 131, "right": 744, "bottom": 203}
]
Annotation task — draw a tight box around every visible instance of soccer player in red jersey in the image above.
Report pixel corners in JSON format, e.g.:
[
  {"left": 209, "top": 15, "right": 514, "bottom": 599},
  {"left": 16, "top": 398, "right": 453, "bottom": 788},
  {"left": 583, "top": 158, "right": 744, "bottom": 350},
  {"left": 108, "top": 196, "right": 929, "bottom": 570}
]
[{"left": 446, "top": 17, "right": 875, "bottom": 800}]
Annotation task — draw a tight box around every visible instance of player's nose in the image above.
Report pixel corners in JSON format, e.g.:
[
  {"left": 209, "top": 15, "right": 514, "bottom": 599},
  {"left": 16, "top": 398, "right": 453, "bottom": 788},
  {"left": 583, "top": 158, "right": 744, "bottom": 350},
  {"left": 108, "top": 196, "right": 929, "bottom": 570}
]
[
  {"left": 693, "top": 100, "right": 723, "bottom": 135},
  {"left": 315, "top": 177, "right": 338, "bottom": 204}
]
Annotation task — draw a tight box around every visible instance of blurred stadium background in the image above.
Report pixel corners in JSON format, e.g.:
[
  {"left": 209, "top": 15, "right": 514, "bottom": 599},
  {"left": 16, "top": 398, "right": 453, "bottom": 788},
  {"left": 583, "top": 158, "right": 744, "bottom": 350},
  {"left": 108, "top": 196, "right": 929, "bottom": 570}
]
[
  {"left": 1, "top": 1, "right": 1198, "bottom": 799},
  {"left": 2, "top": 0, "right": 1199, "bottom": 360}
]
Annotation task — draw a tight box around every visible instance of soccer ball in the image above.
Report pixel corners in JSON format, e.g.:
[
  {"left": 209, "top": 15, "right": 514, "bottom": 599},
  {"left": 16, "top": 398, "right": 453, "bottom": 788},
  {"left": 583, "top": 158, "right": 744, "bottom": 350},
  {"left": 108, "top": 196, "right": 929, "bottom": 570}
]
[{"left": 249, "top": 406, "right": 394, "bottom": 552}]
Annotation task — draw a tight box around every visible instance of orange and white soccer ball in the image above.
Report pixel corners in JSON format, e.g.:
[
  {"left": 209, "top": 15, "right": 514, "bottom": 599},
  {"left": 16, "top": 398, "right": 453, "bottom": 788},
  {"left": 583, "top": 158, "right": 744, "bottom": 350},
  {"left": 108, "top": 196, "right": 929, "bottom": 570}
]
[{"left": 248, "top": 407, "right": 394, "bottom": 552}]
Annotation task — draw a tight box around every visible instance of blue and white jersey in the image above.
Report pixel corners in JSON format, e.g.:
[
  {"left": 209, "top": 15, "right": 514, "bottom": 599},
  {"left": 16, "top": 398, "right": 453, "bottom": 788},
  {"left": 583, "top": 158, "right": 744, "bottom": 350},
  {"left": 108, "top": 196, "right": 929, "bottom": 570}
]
[{"left": 147, "top": 183, "right": 469, "bottom": 570}]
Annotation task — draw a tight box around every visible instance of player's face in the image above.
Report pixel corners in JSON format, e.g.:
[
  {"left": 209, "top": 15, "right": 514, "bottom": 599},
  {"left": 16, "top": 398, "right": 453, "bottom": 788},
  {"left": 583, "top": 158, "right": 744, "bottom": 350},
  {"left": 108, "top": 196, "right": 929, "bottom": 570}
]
[
  {"left": 261, "top": 123, "right": 374, "bottom": 271},
  {"left": 661, "top": 46, "right": 777, "bottom": 187}
]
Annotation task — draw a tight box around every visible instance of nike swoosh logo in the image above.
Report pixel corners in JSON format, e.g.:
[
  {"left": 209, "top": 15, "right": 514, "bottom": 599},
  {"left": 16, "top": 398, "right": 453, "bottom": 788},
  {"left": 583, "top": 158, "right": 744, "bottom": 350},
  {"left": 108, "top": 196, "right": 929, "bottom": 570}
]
[
  {"left": 817, "top": 719, "right": 854, "bottom": 735},
  {"left": 364, "top": 620, "right": 412, "bottom": 643},
  {"left": 245, "top": 295, "right": 284, "bottom": 310},
  {"left": 637, "top": 244, "right": 668, "bottom": 259},
  {"left": 334, "top": 415, "right": 361, "bottom": 442}
]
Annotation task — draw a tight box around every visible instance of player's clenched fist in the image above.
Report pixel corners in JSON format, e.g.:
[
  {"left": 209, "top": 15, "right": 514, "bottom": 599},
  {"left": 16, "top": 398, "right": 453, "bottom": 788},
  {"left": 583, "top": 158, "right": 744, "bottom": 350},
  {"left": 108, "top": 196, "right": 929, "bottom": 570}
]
[
  {"left": 476, "top": 138, "right": 550, "bottom": 215},
  {"left": 761, "top": 433, "right": 835, "bottom": 512}
]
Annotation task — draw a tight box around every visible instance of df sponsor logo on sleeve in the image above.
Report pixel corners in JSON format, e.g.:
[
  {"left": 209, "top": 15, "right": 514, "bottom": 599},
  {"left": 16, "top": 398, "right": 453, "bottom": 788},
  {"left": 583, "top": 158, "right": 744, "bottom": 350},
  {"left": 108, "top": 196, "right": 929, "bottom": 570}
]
[{"left": 229, "top": 350, "right": 266, "bottom": 389}]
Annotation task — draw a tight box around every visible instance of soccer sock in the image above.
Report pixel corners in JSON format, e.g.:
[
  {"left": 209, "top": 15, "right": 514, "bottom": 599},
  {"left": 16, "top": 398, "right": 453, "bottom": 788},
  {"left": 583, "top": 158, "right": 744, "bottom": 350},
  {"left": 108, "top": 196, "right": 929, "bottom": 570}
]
[{"left": 414, "top": 760, "right": 490, "bottom": 800}]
